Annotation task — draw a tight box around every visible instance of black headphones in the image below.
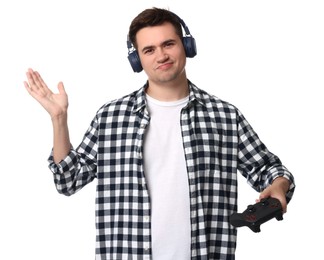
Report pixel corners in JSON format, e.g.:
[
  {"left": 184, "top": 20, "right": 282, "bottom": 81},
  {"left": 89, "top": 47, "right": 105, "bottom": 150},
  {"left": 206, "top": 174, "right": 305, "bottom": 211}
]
[{"left": 127, "top": 12, "right": 197, "bottom": 73}]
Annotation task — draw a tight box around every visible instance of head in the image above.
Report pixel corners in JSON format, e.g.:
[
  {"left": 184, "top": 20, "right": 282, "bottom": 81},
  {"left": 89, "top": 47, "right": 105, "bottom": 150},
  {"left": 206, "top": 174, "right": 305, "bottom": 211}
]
[
  {"left": 128, "top": 8, "right": 183, "bottom": 50},
  {"left": 127, "top": 8, "right": 197, "bottom": 73}
]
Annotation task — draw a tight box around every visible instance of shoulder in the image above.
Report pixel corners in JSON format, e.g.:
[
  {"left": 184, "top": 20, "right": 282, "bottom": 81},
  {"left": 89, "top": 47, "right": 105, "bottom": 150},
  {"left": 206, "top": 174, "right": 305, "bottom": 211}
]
[
  {"left": 95, "top": 86, "right": 146, "bottom": 117},
  {"left": 190, "top": 82, "right": 239, "bottom": 115}
]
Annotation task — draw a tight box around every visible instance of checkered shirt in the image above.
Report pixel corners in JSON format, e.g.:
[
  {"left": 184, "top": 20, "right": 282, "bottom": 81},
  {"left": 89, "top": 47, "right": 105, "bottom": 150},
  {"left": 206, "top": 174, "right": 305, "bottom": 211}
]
[{"left": 48, "top": 81, "right": 295, "bottom": 260}]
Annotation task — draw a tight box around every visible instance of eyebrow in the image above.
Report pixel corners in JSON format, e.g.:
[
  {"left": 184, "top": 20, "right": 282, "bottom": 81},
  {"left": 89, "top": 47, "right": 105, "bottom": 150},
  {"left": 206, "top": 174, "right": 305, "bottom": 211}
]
[{"left": 140, "top": 39, "right": 176, "bottom": 53}]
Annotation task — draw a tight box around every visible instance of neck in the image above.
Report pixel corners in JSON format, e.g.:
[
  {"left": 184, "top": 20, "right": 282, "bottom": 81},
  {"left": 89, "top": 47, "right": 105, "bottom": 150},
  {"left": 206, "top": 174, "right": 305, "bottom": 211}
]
[{"left": 146, "top": 76, "right": 189, "bottom": 102}]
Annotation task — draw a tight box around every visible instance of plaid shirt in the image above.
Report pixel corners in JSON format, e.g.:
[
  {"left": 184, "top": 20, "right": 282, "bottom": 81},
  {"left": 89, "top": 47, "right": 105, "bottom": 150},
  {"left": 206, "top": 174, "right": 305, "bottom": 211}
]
[{"left": 48, "top": 81, "right": 295, "bottom": 260}]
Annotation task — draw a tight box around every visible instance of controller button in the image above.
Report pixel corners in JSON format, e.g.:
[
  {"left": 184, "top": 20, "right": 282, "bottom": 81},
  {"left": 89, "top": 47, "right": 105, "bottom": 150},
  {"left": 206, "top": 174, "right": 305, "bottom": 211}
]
[
  {"left": 247, "top": 205, "right": 256, "bottom": 212},
  {"left": 261, "top": 198, "right": 269, "bottom": 206}
]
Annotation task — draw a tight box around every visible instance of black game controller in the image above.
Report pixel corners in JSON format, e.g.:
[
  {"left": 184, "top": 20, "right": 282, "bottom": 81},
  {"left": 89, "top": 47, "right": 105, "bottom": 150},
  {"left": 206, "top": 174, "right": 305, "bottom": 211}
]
[{"left": 229, "top": 197, "right": 283, "bottom": 232}]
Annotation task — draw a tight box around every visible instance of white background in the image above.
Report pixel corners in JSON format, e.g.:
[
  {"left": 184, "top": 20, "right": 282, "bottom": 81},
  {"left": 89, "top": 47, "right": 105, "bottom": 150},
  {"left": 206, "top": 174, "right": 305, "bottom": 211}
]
[{"left": 1, "top": 0, "right": 323, "bottom": 259}]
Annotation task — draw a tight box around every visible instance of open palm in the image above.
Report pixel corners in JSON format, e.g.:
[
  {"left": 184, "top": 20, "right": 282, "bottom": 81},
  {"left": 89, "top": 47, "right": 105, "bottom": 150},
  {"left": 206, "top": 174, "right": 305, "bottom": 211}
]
[{"left": 24, "top": 68, "right": 68, "bottom": 119}]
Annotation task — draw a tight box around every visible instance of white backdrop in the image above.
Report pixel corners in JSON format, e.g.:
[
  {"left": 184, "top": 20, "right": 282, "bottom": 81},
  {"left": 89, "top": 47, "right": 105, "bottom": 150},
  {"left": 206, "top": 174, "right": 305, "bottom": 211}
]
[{"left": 1, "top": 0, "right": 323, "bottom": 259}]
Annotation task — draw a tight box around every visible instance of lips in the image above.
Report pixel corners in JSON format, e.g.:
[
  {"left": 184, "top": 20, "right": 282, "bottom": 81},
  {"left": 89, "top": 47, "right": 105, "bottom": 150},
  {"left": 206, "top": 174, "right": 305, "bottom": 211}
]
[{"left": 156, "top": 62, "right": 173, "bottom": 70}]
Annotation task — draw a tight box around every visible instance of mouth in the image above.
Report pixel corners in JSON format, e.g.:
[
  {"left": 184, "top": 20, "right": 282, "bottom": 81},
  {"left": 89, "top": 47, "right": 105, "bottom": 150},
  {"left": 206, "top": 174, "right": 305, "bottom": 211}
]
[{"left": 156, "top": 62, "right": 173, "bottom": 70}]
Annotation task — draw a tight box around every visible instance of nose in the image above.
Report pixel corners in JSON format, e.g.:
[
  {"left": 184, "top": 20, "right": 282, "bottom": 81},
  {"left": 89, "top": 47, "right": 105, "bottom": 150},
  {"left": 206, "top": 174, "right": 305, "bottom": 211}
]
[{"left": 156, "top": 48, "right": 169, "bottom": 63}]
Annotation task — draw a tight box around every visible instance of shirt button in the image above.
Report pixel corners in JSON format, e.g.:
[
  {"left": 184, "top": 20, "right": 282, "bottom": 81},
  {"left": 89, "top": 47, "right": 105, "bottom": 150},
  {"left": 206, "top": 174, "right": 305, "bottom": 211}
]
[
  {"left": 140, "top": 123, "right": 146, "bottom": 128},
  {"left": 144, "top": 216, "right": 149, "bottom": 221}
]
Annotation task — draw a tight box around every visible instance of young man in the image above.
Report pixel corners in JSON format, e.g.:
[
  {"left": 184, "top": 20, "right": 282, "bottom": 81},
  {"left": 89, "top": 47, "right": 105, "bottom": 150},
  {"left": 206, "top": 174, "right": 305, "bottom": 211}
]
[{"left": 24, "top": 7, "right": 295, "bottom": 260}]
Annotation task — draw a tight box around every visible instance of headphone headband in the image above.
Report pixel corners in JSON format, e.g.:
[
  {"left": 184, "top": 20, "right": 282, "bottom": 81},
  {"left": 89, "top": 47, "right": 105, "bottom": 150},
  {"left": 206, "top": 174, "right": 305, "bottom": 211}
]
[{"left": 169, "top": 11, "right": 192, "bottom": 38}]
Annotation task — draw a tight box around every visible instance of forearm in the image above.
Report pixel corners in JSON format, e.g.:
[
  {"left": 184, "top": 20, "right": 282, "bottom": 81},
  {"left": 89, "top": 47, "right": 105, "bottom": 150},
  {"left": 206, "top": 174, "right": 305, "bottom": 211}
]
[
  {"left": 52, "top": 113, "right": 71, "bottom": 164},
  {"left": 272, "top": 176, "right": 290, "bottom": 193},
  {"left": 48, "top": 113, "right": 99, "bottom": 196}
]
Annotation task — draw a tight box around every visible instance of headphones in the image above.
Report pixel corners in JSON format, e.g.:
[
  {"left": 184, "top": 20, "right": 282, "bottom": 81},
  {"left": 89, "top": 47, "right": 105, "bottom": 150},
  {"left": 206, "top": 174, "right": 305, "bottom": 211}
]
[{"left": 127, "top": 12, "right": 197, "bottom": 73}]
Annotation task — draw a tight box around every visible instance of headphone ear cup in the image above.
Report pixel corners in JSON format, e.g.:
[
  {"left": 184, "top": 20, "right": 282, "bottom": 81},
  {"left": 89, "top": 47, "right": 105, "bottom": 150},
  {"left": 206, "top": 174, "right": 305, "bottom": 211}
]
[
  {"left": 183, "top": 36, "right": 197, "bottom": 58},
  {"left": 128, "top": 50, "right": 143, "bottom": 73}
]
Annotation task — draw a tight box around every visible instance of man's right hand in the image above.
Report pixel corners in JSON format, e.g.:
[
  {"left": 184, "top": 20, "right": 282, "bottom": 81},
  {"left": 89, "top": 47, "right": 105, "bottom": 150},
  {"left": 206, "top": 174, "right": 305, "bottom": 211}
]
[
  {"left": 24, "top": 68, "right": 69, "bottom": 120},
  {"left": 24, "top": 68, "right": 71, "bottom": 163}
]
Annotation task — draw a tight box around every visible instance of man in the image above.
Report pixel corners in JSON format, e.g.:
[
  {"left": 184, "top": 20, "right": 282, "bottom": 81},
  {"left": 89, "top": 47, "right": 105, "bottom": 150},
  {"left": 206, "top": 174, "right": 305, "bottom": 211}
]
[{"left": 24, "top": 7, "right": 295, "bottom": 260}]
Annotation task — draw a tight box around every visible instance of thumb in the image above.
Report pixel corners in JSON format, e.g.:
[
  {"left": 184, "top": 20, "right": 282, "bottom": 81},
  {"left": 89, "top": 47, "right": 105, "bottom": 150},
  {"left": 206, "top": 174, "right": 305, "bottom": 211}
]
[
  {"left": 259, "top": 189, "right": 271, "bottom": 200},
  {"left": 256, "top": 188, "right": 271, "bottom": 203},
  {"left": 57, "top": 81, "right": 66, "bottom": 95}
]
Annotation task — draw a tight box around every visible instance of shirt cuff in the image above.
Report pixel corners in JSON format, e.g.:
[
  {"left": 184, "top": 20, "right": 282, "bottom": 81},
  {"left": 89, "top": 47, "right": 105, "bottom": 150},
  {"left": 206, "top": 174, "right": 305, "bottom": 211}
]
[
  {"left": 273, "top": 173, "right": 295, "bottom": 203},
  {"left": 48, "top": 148, "right": 78, "bottom": 174}
]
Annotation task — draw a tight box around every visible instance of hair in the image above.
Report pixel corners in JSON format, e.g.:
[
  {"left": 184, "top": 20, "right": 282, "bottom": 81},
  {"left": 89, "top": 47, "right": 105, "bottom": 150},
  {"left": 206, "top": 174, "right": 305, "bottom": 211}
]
[{"left": 128, "top": 7, "right": 183, "bottom": 49}]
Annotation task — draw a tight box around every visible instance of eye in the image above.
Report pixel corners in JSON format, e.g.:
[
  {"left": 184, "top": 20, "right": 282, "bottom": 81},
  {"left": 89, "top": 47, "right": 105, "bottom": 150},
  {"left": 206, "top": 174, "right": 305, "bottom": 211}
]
[
  {"left": 144, "top": 48, "right": 154, "bottom": 55},
  {"left": 164, "top": 41, "right": 175, "bottom": 48}
]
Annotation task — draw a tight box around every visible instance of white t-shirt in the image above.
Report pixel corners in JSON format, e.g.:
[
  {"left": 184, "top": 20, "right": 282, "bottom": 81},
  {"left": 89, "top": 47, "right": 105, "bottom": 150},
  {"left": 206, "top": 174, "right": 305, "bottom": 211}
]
[{"left": 143, "top": 94, "right": 191, "bottom": 260}]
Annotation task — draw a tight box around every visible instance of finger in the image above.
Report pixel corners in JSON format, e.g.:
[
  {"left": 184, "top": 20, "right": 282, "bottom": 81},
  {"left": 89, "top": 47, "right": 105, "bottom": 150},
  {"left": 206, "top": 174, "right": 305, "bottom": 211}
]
[
  {"left": 31, "top": 70, "right": 45, "bottom": 89},
  {"left": 24, "top": 80, "right": 40, "bottom": 100},
  {"left": 278, "top": 197, "right": 287, "bottom": 213},
  {"left": 27, "top": 69, "right": 46, "bottom": 91},
  {"left": 34, "top": 71, "right": 54, "bottom": 97},
  {"left": 57, "top": 82, "right": 66, "bottom": 95},
  {"left": 28, "top": 70, "right": 54, "bottom": 98},
  {"left": 26, "top": 69, "right": 44, "bottom": 92},
  {"left": 26, "top": 69, "right": 37, "bottom": 88},
  {"left": 258, "top": 189, "right": 270, "bottom": 200},
  {"left": 35, "top": 71, "right": 49, "bottom": 89},
  {"left": 24, "top": 81, "right": 32, "bottom": 93}
]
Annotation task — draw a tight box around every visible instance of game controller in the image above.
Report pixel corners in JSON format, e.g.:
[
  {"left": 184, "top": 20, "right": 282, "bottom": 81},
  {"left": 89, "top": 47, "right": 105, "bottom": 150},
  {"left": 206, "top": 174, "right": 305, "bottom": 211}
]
[{"left": 229, "top": 197, "right": 283, "bottom": 232}]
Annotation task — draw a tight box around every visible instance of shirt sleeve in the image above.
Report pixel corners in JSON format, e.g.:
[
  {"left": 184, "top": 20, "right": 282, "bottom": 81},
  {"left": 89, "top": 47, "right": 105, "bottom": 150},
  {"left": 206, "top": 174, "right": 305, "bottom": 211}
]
[
  {"left": 48, "top": 115, "right": 99, "bottom": 196},
  {"left": 236, "top": 109, "right": 295, "bottom": 202}
]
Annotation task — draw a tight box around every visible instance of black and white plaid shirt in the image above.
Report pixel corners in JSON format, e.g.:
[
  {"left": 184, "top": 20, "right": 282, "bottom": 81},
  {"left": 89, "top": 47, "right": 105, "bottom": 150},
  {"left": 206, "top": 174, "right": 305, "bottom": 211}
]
[{"left": 48, "top": 81, "right": 295, "bottom": 260}]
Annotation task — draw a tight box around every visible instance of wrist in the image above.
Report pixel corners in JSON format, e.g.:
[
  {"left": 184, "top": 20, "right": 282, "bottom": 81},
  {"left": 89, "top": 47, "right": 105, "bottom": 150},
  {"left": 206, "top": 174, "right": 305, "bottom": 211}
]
[
  {"left": 272, "top": 177, "right": 290, "bottom": 193},
  {"left": 51, "top": 112, "right": 68, "bottom": 124}
]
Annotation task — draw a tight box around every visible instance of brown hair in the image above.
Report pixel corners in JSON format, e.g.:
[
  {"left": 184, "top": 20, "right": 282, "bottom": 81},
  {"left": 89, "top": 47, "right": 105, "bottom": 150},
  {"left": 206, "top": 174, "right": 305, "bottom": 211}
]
[{"left": 128, "top": 7, "right": 183, "bottom": 49}]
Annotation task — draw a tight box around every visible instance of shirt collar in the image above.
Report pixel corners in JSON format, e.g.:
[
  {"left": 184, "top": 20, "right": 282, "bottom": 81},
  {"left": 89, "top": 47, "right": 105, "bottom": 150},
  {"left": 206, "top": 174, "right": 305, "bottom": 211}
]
[
  {"left": 132, "top": 80, "right": 207, "bottom": 114},
  {"left": 132, "top": 82, "right": 149, "bottom": 114},
  {"left": 187, "top": 80, "right": 207, "bottom": 108}
]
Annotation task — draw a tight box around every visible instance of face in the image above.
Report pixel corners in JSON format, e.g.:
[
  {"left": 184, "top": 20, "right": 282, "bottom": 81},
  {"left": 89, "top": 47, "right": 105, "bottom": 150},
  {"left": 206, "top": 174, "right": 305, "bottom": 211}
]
[{"left": 135, "top": 22, "right": 187, "bottom": 85}]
